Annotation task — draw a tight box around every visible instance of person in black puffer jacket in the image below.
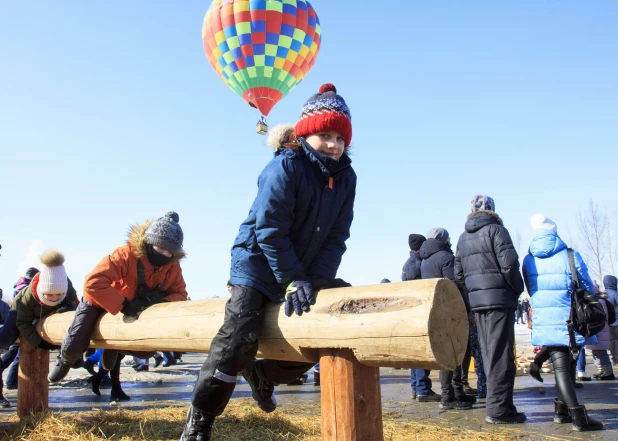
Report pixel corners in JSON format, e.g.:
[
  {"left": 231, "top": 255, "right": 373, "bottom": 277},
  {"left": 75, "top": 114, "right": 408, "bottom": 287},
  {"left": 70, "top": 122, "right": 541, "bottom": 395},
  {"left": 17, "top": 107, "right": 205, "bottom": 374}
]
[
  {"left": 454, "top": 195, "right": 525, "bottom": 425},
  {"left": 420, "top": 228, "right": 474, "bottom": 409}
]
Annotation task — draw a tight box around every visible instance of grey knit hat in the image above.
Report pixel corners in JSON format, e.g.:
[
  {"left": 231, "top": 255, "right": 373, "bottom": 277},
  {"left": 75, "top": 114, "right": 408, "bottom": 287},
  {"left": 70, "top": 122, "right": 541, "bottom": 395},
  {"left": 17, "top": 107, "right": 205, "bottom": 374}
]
[
  {"left": 427, "top": 227, "right": 450, "bottom": 245},
  {"left": 471, "top": 194, "right": 495, "bottom": 212},
  {"left": 144, "top": 211, "right": 184, "bottom": 254}
]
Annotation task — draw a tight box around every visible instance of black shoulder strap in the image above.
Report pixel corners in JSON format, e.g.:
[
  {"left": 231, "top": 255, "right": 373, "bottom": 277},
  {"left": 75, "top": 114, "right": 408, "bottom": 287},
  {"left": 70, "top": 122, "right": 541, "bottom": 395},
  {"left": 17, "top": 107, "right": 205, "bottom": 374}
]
[
  {"left": 567, "top": 248, "right": 579, "bottom": 288},
  {"left": 137, "top": 260, "right": 146, "bottom": 286},
  {"left": 566, "top": 248, "right": 579, "bottom": 360}
]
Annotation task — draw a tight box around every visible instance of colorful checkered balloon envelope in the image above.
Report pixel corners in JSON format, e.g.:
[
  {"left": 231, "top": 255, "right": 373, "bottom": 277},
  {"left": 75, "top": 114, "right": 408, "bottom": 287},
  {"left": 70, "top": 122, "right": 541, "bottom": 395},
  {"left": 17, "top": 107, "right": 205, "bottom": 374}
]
[{"left": 202, "top": 0, "right": 322, "bottom": 117}]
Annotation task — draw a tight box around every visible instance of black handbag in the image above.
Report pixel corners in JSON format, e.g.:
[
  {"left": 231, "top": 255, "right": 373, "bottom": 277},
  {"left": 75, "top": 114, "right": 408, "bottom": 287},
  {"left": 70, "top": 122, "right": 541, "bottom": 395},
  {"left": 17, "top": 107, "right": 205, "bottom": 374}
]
[{"left": 566, "top": 248, "right": 607, "bottom": 358}]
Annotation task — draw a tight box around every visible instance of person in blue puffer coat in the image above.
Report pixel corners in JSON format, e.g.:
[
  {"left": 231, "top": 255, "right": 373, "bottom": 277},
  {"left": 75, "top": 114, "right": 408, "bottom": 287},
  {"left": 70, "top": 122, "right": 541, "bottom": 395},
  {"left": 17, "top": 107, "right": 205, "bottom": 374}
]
[
  {"left": 181, "top": 84, "right": 356, "bottom": 441},
  {"left": 522, "top": 214, "right": 603, "bottom": 432}
]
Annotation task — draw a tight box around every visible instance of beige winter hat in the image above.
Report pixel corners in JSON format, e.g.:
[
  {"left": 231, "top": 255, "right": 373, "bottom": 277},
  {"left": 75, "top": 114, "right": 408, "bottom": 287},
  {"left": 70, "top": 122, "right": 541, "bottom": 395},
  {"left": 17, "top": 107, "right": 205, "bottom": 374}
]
[{"left": 37, "top": 250, "right": 68, "bottom": 295}]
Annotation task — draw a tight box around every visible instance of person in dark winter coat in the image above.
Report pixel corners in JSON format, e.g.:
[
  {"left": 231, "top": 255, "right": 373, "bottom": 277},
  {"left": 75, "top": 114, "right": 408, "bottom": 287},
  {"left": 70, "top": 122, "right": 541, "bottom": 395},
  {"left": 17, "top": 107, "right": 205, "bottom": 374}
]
[
  {"left": 604, "top": 275, "right": 618, "bottom": 365},
  {"left": 455, "top": 195, "right": 526, "bottom": 425},
  {"left": 181, "top": 84, "right": 356, "bottom": 441},
  {"left": 48, "top": 212, "right": 188, "bottom": 403},
  {"left": 1, "top": 268, "right": 39, "bottom": 396},
  {"left": 402, "top": 234, "right": 426, "bottom": 281},
  {"left": 0, "top": 288, "right": 13, "bottom": 407},
  {"left": 402, "top": 234, "right": 428, "bottom": 400},
  {"left": 523, "top": 214, "right": 603, "bottom": 431},
  {"left": 420, "top": 228, "right": 475, "bottom": 409}
]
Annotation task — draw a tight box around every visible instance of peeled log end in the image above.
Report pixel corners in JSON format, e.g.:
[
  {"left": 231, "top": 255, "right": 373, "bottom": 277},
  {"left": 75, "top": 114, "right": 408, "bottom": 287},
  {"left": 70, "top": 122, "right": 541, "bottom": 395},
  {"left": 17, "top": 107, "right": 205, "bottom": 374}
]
[{"left": 427, "top": 279, "right": 469, "bottom": 370}]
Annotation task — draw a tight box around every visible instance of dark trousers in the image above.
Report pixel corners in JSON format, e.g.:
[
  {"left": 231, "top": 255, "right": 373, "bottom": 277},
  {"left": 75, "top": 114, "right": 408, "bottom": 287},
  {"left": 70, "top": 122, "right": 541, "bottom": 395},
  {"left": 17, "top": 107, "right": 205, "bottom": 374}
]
[
  {"left": 410, "top": 369, "right": 432, "bottom": 395},
  {"left": 191, "top": 285, "right": 314, "bottom": 416},
  {"left": 60, "top": 300, "right": 106, "bottom": 366},
  {"left": 59, "top": 300, "right": 154, "bottom": 368},
  {"left": 0, "top": 343, "right": 20, "bottom": 390},
  {"left": 476, "top": 307, "right": 516, "bottom": 418},
  {"left": 460, "top": 338, "right": 472, "bottom": 386},
  {"left": 439, "top": 365, "right": 464, "bottom": 400},
  {"left": 547, "top": 346, "right": 579, "bottom": 407}
]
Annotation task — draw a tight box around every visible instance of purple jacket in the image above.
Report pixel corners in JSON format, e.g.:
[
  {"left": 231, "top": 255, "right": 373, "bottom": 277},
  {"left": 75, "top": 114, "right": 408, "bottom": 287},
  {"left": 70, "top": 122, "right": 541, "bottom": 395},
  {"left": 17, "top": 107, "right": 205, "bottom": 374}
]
[{"left": 13, "top": 276, "right": 31, "bottom": 298}]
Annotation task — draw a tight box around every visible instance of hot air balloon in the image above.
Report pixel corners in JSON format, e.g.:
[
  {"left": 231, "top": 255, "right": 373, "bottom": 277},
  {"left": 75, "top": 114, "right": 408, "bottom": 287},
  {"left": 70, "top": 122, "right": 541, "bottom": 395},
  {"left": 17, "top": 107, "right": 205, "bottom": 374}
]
[{"left": 202, "top": 0, "right": 322, "bottom": 134}]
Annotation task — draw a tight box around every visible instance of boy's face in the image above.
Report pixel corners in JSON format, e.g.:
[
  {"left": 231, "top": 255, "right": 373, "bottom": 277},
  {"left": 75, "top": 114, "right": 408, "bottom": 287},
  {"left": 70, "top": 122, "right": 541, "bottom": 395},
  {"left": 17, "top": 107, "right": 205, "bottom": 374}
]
[
  {"left": 44, "top": 292, "right": 64, "bottom": 303},
  {"left": 305, "top": 131, "right": 345, "bottom": 161}
]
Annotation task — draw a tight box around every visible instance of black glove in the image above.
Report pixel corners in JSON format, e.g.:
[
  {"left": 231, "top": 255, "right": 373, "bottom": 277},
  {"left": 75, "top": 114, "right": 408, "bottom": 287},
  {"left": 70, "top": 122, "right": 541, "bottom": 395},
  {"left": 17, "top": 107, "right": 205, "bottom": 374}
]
[
  {"left": 120, "top": 297, "right": 154, "bottom": 318},
  {"left": 310, "top": 277, "right": 352, "bottom": 290},
  {"left": 38, "top": 340, "right": 61, "bottom": 351},
  {"left": 285, "top": 280, "right": 315, "bottom": 317}
]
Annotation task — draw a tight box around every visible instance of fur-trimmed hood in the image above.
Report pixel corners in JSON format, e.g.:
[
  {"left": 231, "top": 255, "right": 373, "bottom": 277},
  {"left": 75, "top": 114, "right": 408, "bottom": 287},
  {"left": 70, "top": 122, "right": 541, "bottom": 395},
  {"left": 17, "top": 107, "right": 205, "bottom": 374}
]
[
  {"left": 465, "top": 210, "right": 503, "bottom": 233},
  {"left": 127, "top": 221, "right": 186, "bottom": 264}
]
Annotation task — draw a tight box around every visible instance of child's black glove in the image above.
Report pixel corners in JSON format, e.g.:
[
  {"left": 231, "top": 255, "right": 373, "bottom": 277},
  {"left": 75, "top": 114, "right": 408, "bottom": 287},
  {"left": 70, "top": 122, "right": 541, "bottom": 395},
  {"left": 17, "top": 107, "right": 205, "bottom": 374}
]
[
  {"left": 285, "top": 280, "right": 315, "bottom": 317},
  {"left": 38, "top": 340, "right": 61, "bottom": 351},
  {"left": 120, "top": 297, "right": 153, "bottom": 318}
]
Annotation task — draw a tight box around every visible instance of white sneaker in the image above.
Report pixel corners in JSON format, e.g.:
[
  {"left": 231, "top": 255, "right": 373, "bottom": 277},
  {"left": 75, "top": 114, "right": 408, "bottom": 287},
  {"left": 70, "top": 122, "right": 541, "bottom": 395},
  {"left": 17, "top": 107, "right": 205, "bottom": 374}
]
[{"left": 577, "top": 371, "right": 591, "bottom": 381}]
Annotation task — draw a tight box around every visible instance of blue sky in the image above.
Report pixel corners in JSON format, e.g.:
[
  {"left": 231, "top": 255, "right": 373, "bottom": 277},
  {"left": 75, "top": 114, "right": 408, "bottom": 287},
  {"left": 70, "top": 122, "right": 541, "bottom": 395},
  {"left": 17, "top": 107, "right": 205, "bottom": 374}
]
[{"left": 1, "top": 1, "right": 617, "bottom": 300}]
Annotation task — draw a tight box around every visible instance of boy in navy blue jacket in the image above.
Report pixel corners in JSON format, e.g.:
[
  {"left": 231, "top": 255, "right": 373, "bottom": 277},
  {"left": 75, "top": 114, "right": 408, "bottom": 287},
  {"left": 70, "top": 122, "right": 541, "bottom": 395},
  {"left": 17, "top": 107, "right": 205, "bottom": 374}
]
[{"left": 181, "top": 84, "right": 356, "bottom": 441}]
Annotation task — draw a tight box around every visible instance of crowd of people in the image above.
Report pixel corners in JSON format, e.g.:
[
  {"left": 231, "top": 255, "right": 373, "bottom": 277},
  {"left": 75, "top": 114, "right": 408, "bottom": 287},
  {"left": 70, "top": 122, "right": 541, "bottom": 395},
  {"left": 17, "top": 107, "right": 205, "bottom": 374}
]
[
  {"left": 0, "top": 82, "right": 616, "bottom": 440},
  {"left": 401, "top": 206, "right": 617, "bottom": 432}
]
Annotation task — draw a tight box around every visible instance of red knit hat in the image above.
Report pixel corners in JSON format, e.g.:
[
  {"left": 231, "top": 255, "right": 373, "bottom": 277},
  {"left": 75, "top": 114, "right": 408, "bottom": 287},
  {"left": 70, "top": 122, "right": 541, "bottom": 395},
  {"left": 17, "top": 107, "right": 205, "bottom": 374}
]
[{"left": 295, "top": 83, "right": 352, "bottom": 147}]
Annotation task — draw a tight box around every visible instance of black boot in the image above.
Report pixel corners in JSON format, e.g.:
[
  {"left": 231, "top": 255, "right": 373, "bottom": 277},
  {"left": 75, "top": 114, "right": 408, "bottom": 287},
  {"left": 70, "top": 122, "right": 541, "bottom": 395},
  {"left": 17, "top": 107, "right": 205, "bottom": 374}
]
[
  {"left": 180, "top": 405, "right": 215, "bottom": 441},
  {"left": 48, "top": 357, "right": 72, "bottom": 383},
  {"left": 553, "top": 399, "right": 572, "bottom": 423},
  {"left": 83, "top": 358, "right": 97, "bottom": 376},
  {"left": 89, "top": 369, "right": 108, "bottom": 396},
  {"left": 109, "top": 358, "right": 130, "bottom": 402},
  {"left": 528, "top": 362, "right": 543, "bottom": 383},
  {"left": 0, "top": 392, "right": 10, "bottom": 408},
  {"left": 569, "top": 405, "right": 603, "bottom": 431},
  {"left": 241, "top": 360, "right": 277, "bottom": 413}
]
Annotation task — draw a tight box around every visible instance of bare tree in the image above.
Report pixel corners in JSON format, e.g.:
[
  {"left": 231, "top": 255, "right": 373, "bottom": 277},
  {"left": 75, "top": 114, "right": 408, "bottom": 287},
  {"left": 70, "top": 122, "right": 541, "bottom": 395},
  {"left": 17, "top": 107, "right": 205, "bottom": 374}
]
[{"left": 576, "top": 200, "right": 607, "bottom": 285}]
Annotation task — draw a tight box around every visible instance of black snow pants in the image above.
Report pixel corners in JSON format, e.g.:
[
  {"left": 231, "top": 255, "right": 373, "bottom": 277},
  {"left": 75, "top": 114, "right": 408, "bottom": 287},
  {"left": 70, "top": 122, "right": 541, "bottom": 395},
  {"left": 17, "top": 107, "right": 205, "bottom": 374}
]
[
  {"left": 191, "top": 285, "right": 314, "bottom": 416},
  {"left": 475, "top": 307, "right": 516, "bottom": 418},
  {"left": 59, "top": 300, "right": 154, "bottom": 367}
]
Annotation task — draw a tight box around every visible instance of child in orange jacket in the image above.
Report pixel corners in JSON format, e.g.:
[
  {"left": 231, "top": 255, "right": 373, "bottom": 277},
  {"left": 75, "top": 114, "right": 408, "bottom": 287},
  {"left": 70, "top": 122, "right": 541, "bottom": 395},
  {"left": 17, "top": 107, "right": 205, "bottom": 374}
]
[{"left": 48, "top": 212, "right": 188, "bottom": 401}]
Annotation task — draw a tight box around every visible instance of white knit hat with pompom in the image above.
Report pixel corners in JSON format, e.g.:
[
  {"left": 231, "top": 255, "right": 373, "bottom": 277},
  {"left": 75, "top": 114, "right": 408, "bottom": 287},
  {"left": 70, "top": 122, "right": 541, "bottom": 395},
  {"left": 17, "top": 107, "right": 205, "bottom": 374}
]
[{"left": 37, "top": 250, "right": 68, "bottom": 296}]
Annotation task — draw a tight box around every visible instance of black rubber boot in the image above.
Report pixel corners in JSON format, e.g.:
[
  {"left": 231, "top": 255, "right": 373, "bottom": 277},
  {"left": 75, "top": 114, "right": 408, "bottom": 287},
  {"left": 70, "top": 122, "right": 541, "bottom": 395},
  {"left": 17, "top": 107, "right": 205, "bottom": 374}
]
[
  {"left": 528, "top": 362, "right": 543, "bottom": 383},
  {"left": 553, "top": 399, "right": 572, "bottom": 423},
  {"left": 89, "top": 369, "right": 108, "bottom": 396},
  {"left": 48, "top": 358, "right": 72, "bottom": 383},
  {"left": 180, "top": 405, "right": 215, "bottom": 441},
  {"left": 83, "top": 358, "right": 97, "bottom": 376},
  {"left": 241, "top": 360, "right": 277, "bottom": 413},
  {"left": 109, "top": 358, "right": 130, "bottom": 402},
  {"left": 570, "top": 405, "right": 603, "bottom": 431},
  {"left": 0, "top": 392, "right": 11, "bottom": 408}
]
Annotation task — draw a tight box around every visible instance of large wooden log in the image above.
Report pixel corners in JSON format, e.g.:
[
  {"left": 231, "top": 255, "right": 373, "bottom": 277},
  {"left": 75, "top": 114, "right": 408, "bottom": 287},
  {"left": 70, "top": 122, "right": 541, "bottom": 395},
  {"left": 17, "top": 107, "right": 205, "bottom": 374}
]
[{"left": 38, "top": 279, "right": 468, "bottom": 370}]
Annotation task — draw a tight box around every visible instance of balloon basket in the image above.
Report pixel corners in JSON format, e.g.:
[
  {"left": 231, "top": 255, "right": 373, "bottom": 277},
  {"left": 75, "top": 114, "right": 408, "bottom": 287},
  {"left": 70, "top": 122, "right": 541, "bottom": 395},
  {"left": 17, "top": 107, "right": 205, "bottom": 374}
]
[{"left": 256, "top": 117, "right": 268, "bottom": 135}]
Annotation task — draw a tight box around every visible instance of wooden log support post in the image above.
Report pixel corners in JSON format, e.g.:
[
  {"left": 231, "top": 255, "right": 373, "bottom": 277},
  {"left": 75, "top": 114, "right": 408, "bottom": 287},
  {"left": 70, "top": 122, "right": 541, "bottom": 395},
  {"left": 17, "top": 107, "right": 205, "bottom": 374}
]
[
  {"left": 17, "top": 339, "right": 50, "bottom": 418},
  {"left": 320, "top": 348, "right": 383, "bottom": 441}
]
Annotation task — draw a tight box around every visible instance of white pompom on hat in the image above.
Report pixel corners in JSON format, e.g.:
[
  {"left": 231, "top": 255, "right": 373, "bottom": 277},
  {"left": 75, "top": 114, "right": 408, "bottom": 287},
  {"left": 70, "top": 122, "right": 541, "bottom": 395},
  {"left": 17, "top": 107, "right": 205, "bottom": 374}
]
[
  {"left": 530, "top": 214, "right": 557, "bottom": 232},
  {"left": 37, "top": 250, "right": 68, "bottom": 296}
]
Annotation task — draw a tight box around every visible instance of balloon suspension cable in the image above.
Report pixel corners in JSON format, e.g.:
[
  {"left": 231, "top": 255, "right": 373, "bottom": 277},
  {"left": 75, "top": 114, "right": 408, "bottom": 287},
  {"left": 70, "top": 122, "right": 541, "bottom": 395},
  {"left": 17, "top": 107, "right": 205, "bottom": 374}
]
[{"left": 256, "top": 115, "right": 268, "bottom": 135}]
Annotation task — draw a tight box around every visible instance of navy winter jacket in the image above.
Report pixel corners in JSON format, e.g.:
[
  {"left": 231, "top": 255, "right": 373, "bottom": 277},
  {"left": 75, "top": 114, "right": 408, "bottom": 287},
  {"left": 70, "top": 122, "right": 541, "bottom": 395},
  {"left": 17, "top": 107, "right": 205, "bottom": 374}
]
[
  {"left": 420, "top": 239, "right": 469, "bottom": 311},
  {"left": 420, "top": 239, "right": 455, "bottom": 281},
  {"left": 455, "top": 211, "right": 524, "bottom": 311},
  {"left": 604, "top": 275, "right": 618, "bottom": 327},
  {"left": 402, "top": 252, "right": 422, "bottom": 281},
  {"left": 229, "top": 139, "right": 356, "bottom": 301}
]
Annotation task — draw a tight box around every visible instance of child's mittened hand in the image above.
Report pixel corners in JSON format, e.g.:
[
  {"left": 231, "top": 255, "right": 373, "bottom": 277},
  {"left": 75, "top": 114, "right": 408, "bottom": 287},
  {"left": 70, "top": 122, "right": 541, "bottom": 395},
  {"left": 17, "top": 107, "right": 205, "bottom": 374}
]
[
  {"left": 285, "top": 280, "right": 315, "bottom": 317},
  {"left": 38, "top": 340, "right": 61, "bottom": 351}
]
